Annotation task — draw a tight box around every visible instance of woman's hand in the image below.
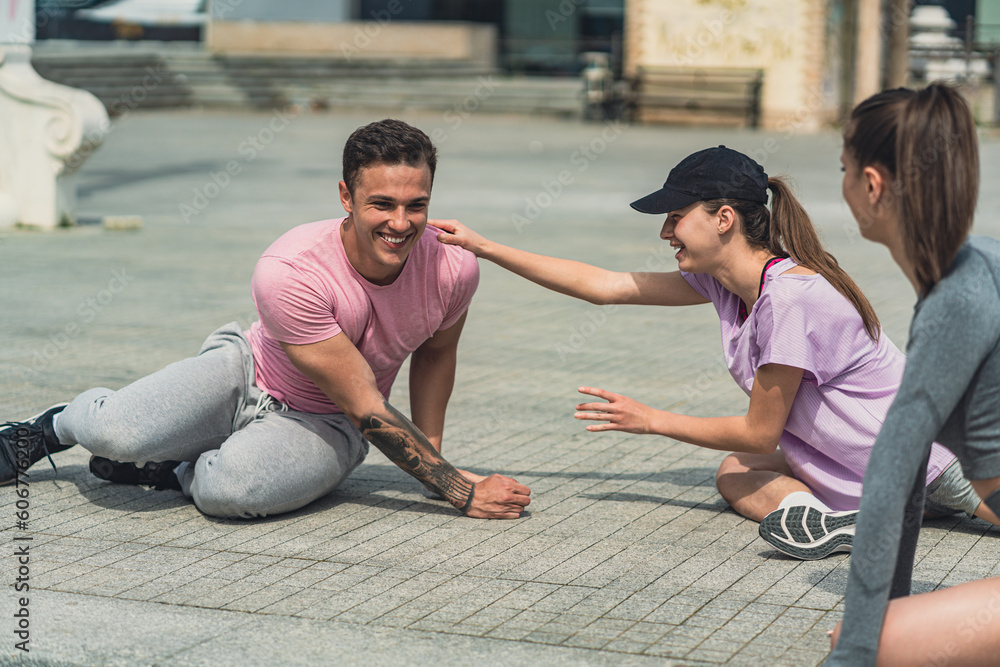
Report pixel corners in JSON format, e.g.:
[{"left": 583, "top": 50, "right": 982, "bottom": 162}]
[
  {"left": 575, "top": 386, "right": 660, "bottom": 434},
  {"left": 433, "top": 219, "right": 490, "bottom": 256}
]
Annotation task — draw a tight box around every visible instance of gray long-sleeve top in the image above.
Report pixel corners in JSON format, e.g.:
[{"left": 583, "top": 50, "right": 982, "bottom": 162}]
[{"left": 826, "top": 236, "right": 1000, "bottom": 665}]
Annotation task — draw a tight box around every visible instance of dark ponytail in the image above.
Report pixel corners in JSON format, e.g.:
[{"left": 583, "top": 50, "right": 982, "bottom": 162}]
[
  {"left": 844, "top": 83, "right": 979, "bottom": 294},
  {"left": 895, "top": 85, "right": 978, "bottom": 293},
  {"left": 703, "top": 177, "right": 881, "bottom": 341}
]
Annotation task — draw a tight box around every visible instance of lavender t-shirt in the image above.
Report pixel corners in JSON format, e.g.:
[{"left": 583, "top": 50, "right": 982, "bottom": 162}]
[
  {"left": 245, "top": 218, "right": 479, "bottom": 414},
  {"left": 682, "top": 258, "right": 954, "bottom": 511}
]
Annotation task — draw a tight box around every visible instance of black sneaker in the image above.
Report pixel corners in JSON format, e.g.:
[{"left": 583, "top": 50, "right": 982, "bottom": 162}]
[
  {"left": 0, "top": 404, "right": 72, "bottom": 485},
  {"left": 758, "top": 505, "right": 858, "bottom": 560},
  {"left": 89, "top": 456, "right": 183, "bottom": 491}
]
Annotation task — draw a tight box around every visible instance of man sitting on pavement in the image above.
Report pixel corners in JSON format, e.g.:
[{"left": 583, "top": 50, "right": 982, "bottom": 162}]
[{"left": 0, "top": 118, "right": 531, "bottom": 520}]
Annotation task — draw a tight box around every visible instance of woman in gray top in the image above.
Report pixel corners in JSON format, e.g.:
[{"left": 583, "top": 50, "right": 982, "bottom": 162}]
[{"left": 827, "top": 84, "right": 1000, "bottom": 665}]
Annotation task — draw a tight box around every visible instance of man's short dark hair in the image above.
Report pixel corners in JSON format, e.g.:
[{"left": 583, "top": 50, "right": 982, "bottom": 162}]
[{"left": 342, "top": 119, "right": 438, "bottom": 194}]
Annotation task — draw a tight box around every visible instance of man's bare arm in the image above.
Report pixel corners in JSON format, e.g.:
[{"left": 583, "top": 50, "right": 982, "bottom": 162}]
[
  {"left": 409, "top": 311, "right": 467, "bottom": 452},
  {"left": 281, "top": 332, "right": 529, "bottom": 519},
  {"left": 360, "top": 400, "right": 474, "bottom": 511}
]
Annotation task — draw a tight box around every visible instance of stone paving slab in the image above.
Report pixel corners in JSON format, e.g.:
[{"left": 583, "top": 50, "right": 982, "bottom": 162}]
[{"left": 1, "top": 108, "right": 999, "bottom": 665}]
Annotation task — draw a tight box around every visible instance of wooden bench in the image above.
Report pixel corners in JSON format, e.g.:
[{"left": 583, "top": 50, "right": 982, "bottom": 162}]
[{"left": 625, "top": 67, "right": 764, "bottom": 128}]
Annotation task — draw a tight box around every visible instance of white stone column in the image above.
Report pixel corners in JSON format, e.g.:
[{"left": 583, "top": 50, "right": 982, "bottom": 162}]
[{"left": 0, "top": 0, "right": 109, "bottom": 228}]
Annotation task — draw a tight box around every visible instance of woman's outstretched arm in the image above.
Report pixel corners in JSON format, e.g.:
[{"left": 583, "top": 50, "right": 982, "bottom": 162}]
[
  {"left": 434, "top": 219, "right": 707, "bottom": 307},
  {"left": 574, "top": 363, "right": 804, "bottom": 455}
]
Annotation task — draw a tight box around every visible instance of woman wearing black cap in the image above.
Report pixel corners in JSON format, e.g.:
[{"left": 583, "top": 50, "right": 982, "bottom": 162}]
[
  {"left": 436, "top": 144, "right": 996, "bottom": 561},
  {"left": 825, "top": 83, "right": 1000, "bottom": 665}
]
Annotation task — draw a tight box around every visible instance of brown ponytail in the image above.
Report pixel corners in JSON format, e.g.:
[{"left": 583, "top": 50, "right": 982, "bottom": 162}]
[
  {"left": 703, "top": 177, "right": 881, "bottom": 341},
  {"left": 895, "top": 85, "right": 978, "bottom": 293},
  {"left": 844, "top": 84, "right": 979, "bottom": 295}
]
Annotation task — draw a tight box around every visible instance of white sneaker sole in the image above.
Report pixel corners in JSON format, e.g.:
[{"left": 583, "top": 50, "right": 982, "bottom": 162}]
[{"left": 759, "top": 505, "right": 858, "bottom": 560}]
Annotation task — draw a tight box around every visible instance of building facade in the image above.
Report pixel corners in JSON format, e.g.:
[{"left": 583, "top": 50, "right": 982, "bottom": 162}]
[{"left": 624, "top": 0, "right": 848, "bottom": 130}]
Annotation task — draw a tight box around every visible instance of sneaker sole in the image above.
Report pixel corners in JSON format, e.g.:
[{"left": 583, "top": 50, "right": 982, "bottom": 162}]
[
  {"left": 89, "top": 456, "right": 183, "bottom": 491},
  {"left": 89, "top": 456, "right": 119, "bottom": 482},
  {"left": 759, "top": 506, "right": 858, "bottom": 560}
]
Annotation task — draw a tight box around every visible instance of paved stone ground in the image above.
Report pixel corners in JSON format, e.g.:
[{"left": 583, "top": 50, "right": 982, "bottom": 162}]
[{"left": 1, "top": 108, "right": 999, "bottom": 666}]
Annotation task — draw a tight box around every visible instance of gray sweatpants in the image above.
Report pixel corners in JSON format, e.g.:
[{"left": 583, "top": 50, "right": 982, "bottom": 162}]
[{"left": 55, "top": 323, "right": 369, "bottom": 519}]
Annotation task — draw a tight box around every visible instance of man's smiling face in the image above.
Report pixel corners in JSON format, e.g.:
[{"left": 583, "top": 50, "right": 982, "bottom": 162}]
[{"left": 339, "top": 161, "right": 432, "bottom": 286}]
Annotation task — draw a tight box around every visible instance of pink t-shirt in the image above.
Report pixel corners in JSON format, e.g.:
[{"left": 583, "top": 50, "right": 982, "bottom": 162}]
[
  {"left": 245, "top": 218, "right": 479, "bottom": 414},
  {"left": 683, "top": 258, "right": 954, "bottom": 511}
]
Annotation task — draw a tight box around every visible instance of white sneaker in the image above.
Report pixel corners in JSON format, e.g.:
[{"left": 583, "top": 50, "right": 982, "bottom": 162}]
[{"left": 758, "top": 505, "right": 858, "bottom": 560}]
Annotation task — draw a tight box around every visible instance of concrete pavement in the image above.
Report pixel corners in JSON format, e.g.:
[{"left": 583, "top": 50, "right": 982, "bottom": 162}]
[{"left": 2, "top": 107, "right": 999, "bottom": 666}]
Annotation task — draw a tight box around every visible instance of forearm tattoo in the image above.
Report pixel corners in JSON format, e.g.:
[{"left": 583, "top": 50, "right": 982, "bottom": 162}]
[{"left": 360, "top": 401, "right": 475, "bottom": 512}]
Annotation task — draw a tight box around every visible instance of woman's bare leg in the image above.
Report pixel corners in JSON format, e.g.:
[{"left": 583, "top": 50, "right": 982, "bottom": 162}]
[
  {"left": 973, "top": 501, "right": 1000, "bottom": 526},
  {"left": 972, "top": 476, "right": 1000, "bottom": 526},
  {"left": 830, "top": 577, "right": 1000, "bottom": 666},
  {"left": 716, "top": 450, "right": 813, "bottom": 522}
]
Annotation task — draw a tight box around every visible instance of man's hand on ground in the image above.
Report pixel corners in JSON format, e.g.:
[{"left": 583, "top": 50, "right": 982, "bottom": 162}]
[
  {"left": 422, "top": 469, "right": 508, "bottom": 503},
  {"left": 463, "top": 474, "right": 531, "bottom": 520}
]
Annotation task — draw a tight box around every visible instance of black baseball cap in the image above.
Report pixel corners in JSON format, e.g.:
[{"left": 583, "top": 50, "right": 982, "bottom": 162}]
[{"left": 629, "top": 145, "right": 768, "bottom": 215}]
